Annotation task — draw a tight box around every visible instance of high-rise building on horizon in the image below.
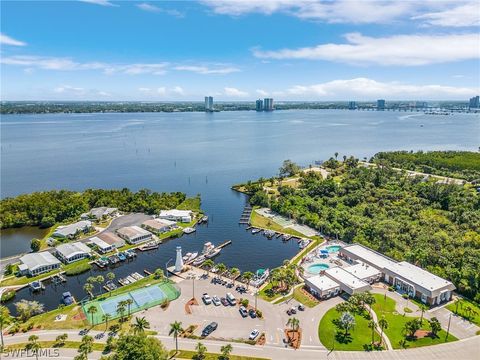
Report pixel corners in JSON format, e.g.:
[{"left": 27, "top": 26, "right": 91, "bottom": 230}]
[
  {"left": 264, "top": 98, "right": 274, "bottom": 111},
  {"left": 255, "top": 99, "right": 264, "bottom": 111},
  {"left": 205, "top": 96, "right": 214, "bottom": 112},
  {"left": 377, "top": 99, "right": 385, "bottom": 111},
  {"left": 469, "top": 96, "right": 479, "bottom": 109},
  {"left": 348, "top": 101, "right": 356, "bottom": 110}
]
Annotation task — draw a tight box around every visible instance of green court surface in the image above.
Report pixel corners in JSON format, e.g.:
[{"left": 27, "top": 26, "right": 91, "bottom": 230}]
[{"left": 82, "top": 281, "right": 180, "bottom": 324}]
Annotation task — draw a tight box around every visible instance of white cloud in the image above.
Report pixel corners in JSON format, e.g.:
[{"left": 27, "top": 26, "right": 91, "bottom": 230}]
[
  {"left": 172, "top": 86, "right": 185, "bottom": 95},
  {"left": 201, "top": 0, "right": 444, "bottom": 24},
  {"left": 256, "top": 89, "right": 269, "bottom": 96},
  {"left": 0, "top": 33, "right": 27, "bottom": 46},
  {"left": 97, "top": 91, "right": 111, "bottom": 96},
  {"left": 1, "top": 55, "right": 169, "bottom": 75},
  {"left": 138, "top": 87, "right": 152, "bottom": 92},
  {"left": 54, "top": 85, "right": 85, "bottom": 94},
  {"left": 174, "top": 65, "right": 240, "bottom": 74},
  {"left": 412, "top": 3, "right": 480, "bottom": 27},
  {"left": 224, "top": 87, "right": 249, "bottom": 97},
  {"left": 283, "top": 77, "right": 478, "bottom": 100},
  {"left": 253, "top": 32, "right": 480, "bottom": 66},
  {"left": 136, "top": 3, "right": 184, "bottom": 17},
  {"left": 157, "top": 87, "right": 167, "bottom": 95},
  {"left": 79, "top": 0, "right": 117, "bottom": 7}
]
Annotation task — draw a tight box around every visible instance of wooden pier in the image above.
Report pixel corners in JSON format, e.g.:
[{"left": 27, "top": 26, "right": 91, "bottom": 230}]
[
  {"left": 239, "top": 204, "right": 253, "bottom": 224},
  {"left": 217, "top": 240, "right": 232, "bottom": 249}
]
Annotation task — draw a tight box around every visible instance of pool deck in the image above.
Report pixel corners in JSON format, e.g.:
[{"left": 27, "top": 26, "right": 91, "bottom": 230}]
[{"left": 300, "top": 240, "right": 350, "bottom": 278}]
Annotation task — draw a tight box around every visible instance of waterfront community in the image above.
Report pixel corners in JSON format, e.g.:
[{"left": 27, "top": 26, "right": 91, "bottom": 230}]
[{"left": 1, "top": 152, "right": 479, "bottom": 360}]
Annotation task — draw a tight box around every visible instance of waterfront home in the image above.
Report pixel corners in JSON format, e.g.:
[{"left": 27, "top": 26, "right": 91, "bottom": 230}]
[
  {"left": 19, "top": 252, "right": 61, "bottom": 276},
  {"left": 116, "top": 225, "right": 152, "bottom": 244},
  {"left": 304, "top": 275, "right": 340, "bottom": 299},
  {"left": 89, "top": 236, "right": 114, "bottom": 254},
  {"left": 53, "top": 220, "right": 93, "bottom": 239},
  {"left": 158, "top": 209, "right": 193, "bottom": 223},
  {"left": 141, "top": 218, "right": 177, "bottom": 234},
  {"left": 55, "top": 241, "right": 92, "bottom": 263},
  {"left": 81, "top": 207, "right": 118, "bottom": 221},
  {"left": 339, "top": 244, "right": 455, "bottom": 305},
  {"left": 97, "top": 231, "right": 125, "bottom": 248}
]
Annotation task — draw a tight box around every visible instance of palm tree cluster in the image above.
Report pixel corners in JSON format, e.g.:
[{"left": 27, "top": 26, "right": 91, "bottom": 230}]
[{"left": 268, "top": 260, "right": 299, "bottom": 293}]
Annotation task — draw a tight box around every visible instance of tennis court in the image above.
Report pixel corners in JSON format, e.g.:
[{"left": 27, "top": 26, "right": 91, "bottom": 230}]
[{"left": 82, "top": 281, "right": 180, "bottom": 324}]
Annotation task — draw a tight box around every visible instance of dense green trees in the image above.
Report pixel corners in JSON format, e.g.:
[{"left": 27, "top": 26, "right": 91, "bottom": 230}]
[
  {"left": 373, "top": 151, "right": 480, "bottom": 181},
  {"left": 253, "top": 158, "right": 480, "bottom": 301},
  {"left": 0, "top": 188, "right": 189, "bottom": 229}
]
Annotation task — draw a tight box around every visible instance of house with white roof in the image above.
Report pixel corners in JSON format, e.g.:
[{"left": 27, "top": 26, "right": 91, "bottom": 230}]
[
  {"left": 19, "top": 252, "right": 61, "bottom": 276},
  {"left": 142, "top": 218, "right": 177, "bottom": 234},
  {"left": 81, "top": 207, "right": 118, "bottom": 221},
  {"left": 53, "top": 220, "right": 93, "bottom": 239},
  {"left": 324, "top": 267, "right": 372, "bottom": 295},
  {"left": 56, "top": 241, "right": 92, "bottom": 263},
  {"left": 158, "top": 209, "right": 192, "bottom": 223},
  {"left": 89, "top": 236, "right": 114, "bottom": 254},
  {"left": 116, "top": 225, "right": 152, "bottom": 244}
]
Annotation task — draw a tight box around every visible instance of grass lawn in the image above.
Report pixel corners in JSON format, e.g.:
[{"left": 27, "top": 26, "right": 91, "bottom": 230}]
[
  {"left": 371, "top": 294, "right": 457, "bottom": 349},
  {"left": 249, "top": 210, "right": 305, "bottom": 238},
  {"left": 178, "top": 196, "right": 202, "bottom": 212},
  {"left": 319, "top": 307, "right": 381, "bottom": 351},
  {"left": 293, "top": 286, "right": 319, "bottom": 308},
  {"left": 170, "top": 350, "right": 270, "bottom": 360},
  {"left": 258, "top": 282, "right": 285, "bottom": 302},
  {"left": 446, "top": 298, "right": 480, "bottom": 326}
]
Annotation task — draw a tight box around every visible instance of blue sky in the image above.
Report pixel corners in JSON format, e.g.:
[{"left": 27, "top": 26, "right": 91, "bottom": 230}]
[{"left": 1, "top": 0, "right": 479, "bottom": 101}]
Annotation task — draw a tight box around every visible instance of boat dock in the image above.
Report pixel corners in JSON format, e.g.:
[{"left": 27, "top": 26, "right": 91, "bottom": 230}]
[
  {"left": 217, "top": 240, "right": 232, "bottom": 249},
  {"left": 239, "top": 204, "right": 253, "bottom": 224}
]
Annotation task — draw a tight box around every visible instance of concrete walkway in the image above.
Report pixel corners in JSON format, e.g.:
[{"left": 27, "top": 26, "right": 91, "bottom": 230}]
[{"left": 366, "top": 304, "right": 392, "bottom": 350}]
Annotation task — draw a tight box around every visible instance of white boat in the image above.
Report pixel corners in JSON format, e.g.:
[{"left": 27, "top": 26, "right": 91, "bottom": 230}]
[
  {"left": 202, "top": 242, "right": 215, "bottom": 255},
  {"left": 205, "top": 248, "right": 221, "bottom": 259},
  {"left": 183, "top": 252, "right": 198, "bottom": 262},
  {"left": 183, "top": 227, "right": 196, "bottom": 234},
  {"left": 250, "top": 268, "right": 270, "bottom": 287},
  {"left": 192, "top": 255, "right": 206, "bottom": 266}
]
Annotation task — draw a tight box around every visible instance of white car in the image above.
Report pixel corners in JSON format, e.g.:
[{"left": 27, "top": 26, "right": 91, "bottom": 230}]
[
  {"left": 202, "top": 293, "right": 212, "bottom": 305},
  {"left": 212, "top": 295, "right": 221, "bottom": 306},
  {"left": 249, "top": 329, "right": 260, "bottom": 340}
]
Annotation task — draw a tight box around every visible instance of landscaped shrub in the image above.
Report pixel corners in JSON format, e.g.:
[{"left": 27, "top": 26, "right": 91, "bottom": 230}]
[{"left": 65, "top": 263, "right": 92, "bottom": 276}]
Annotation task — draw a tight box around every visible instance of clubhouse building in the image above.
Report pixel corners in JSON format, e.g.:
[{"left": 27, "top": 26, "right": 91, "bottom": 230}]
[{"left": 305, "top": 243, "right": 455, "bottom": 306}]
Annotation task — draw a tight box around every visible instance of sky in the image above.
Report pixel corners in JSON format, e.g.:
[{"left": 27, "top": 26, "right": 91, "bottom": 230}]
[{"left": 1, "top": 0, "right": 479, "bottom": 101}]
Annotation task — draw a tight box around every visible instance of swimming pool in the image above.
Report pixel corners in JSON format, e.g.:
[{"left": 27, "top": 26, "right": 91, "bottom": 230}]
[
  {"left": 307, "top": 263, "right": 330, "bottom": 274},
  {"left": 326, "top": 245, "right": 341, "bottom": 253}
]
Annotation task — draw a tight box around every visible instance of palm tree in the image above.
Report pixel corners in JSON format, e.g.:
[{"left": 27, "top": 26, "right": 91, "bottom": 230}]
[
  {"left": 194, "top": 342, "right": 207, "bottom": 360},
  {"left": 216, "top": 263, "right": 226, "bottom": 275},
  {"left": 378, "top": 316, "right": 388, "bottom": 344},
  {"left": 287, "top": 317, "right": 300, "bottom": 331},
  {"left": 203, "top": 259, "right": 214, "bottom": 272},
  {"left": 87, "top": 305, "right": 97, "bottom": 326},
  {"left": 220, "top": 343, "right": 233, "bottom": 360},
  {"left": 428, "top": 317, "right": 442, "bottom": 337},
  {"left": 132, "top": 316, "right": 150, "bottom": 334},
  {"left": 169, "top": 320, "right": 183, "bottom": 354},
  {"left": 419, "top": 303, "right": 429, "bottom": 325},
  {"left": 102, "top": 313, "right": 111, "bottom": 333},
  {"left": 106, "top": 272, "right": 115, "bottom": 296},
  {"left": 230, "top": 267, "right": 239, "bottom": 284},
  {"left": 154, "top": 268, "right": 165, "bottom": 280},
  {"left": 55, "top": 333, "right": 68, "bottom": 347},
  {"left": 77, "top": 335, "right": 93, "bottom": 360},
  {"left": 242, "top": 272, "right": 254, "bottom": 286},
  {"left": 116, "top": 301, "right": 126, "bottom": 322},
  {"left": 95, "top": 275, "right": 104, "bottom": 293},
  {"left": 26, "top": 335, "right": 40, "bottom": 360},
  {"left": 83, "top": 283, "right": 94, "bottom": 299},
  {"left": 334, "top": 152, "right": 339, "bottom": 160},
  {"left": 126, "top": 299, "right": 134, "bottom": 317},
  {"left": 338, "top": 312, "right": 355, "bottom": 336},
  {"left": 0, "top": 305, "right": 10, "bottom": 347},
  {"left": 368, "top": 319, "right": 376, "bottom": 345}
]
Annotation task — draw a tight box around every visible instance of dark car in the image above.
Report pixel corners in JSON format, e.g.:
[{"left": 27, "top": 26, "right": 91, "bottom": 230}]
[
  {"left": 249, "top": 309, "right": 257, "bottom": 318},
  {"left": 220, "top": 297, "right": 229, "bottom": 306},
  {"left": 298, "top": 304, "right": 305, "bottom": 311},
  {"left": 201, "top": 322, "right": 218, "bottom": 337}
]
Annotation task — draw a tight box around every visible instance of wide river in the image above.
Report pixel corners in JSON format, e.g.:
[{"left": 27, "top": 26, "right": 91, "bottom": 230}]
[{"left": 1, "top": 110, "right": 478, "bottom": 311}]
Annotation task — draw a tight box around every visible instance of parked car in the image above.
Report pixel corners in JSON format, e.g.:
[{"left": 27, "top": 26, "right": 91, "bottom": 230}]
[
  {"left": 249, "top": 309, "right": 257, "bottom": 318},
  {"left": 249, "top": 329, "right": 260, "bottom": 340},
  {"left": 202, "top": 293, "right": 212, "bottom": 305},
  {"left": 212, "top": 295, "right": 221, "bottom": 306},
  {"left": 201, "top": 322, "right": 218, "bottom": 337},
  {"left": 290, "top": 307, "right": 297, "bottom": 314},
  {"left": 226, "top": 292, "right": 237, "bottom": 306},
  {"left": 286, "top": 309, "right": 292, "bottom": 316},
  {"left": 220, "top": 297, "right": 229, "bottom": 306},
  {"left": 298, "top": 304, "right": 305, "bottom": 311},
  {"left": 239, "top": 306, "right": 248, "bottom": 318}
]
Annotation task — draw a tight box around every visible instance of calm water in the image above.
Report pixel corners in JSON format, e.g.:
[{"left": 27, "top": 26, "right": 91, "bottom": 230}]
[
  {"left": 1, "top": 110, "right": 478, "bottom": 312},
  {"left": 0, "top": 227, "right": 50, "bottom": 258}
]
